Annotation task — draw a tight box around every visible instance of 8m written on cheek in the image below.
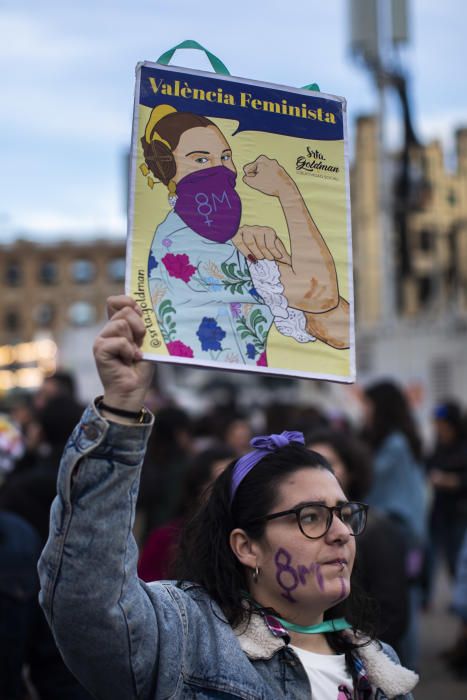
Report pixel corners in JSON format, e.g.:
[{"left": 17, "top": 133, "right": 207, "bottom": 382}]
[{"left": 274, "top": 548, "right": 324, "bottom": 603}]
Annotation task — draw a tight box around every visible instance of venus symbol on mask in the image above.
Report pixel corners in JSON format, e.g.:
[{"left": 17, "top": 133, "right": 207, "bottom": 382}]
[{"left": 195, "top": 190, "right": 232, "bottom": 228}]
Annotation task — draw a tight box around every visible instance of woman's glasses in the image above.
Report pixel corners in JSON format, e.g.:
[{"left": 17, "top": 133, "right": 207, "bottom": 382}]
[{"left": 252, "top": 501, "right": 368, "bottom": 539}]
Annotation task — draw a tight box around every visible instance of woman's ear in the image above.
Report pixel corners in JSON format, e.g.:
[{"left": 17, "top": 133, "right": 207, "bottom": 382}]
[{"left": 229, "top": 528, "right": 259, "bottom": 569}]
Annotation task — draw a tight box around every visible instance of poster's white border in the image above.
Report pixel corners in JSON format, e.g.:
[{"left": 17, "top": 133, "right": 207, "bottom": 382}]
[
  {"left": 139, "top": 350, "right": 355, "bottom": 384},
  {"left": 126, "top": 62, "right": 355, "bottom": 385},
  {"left": 342, "top": 100, "right": 356, "bottom": 383},
  {"left": 125, "top": 65, "right": 143, "bottom": 289}
]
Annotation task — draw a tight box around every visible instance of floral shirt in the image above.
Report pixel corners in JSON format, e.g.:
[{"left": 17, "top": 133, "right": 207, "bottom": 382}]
[{"left": 148, "top": 211, "right": 315, "bottom": 366}]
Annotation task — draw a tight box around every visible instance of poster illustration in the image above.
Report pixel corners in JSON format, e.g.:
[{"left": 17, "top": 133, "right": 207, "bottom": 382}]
[{"left": 127, "top": 61, "right": 355, "bottom": 382}]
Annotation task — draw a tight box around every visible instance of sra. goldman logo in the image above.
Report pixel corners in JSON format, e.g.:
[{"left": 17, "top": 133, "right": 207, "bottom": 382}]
[{"left": 296, "top": 147, "right": 340, "bottom": 180}]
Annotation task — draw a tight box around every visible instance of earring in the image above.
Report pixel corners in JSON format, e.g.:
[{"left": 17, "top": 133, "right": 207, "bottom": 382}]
[
  {"left": 140, "top": 163, "right": 157, "bottom": 190},
  {"left": 167, "top": 179, "right": 177, "bottom": 207},
  {"left": 252, "top": 565, "right": 260, "bottom": 584}
]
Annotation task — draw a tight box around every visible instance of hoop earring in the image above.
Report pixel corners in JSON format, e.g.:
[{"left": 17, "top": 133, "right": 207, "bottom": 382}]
[
  {"left": 167, "top": 179, "right": 177, "bottom": 207},
  {"left": 252, "top": 565, "right": 260, "bottom": 584}
]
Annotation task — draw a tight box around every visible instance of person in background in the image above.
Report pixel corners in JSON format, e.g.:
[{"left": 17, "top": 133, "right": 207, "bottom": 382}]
[
  {"left": 0, "top": 412, "right": 25, "bottom": 484},
  {"left": 425, "top": 401, "right": 467, "bottom": 590},
  {"left": 0, "top": 396, "right": 92, "bottom": 699},
  {"left": 138, "top": 444, "right": 235, "bottom": 581},
  {"left": 34, "top": 369, "right": 81, "bottom": 412},
  {"left": 449, "top": 527, "right": 467, "bottom": 678},
  {"left": 265, "top": 402, "right": 329, "bottom": 436},
  {"left": 136, "top": 406, "right": 193, "bottom": 543},
  {"left": 221, "top": 415, "right": 252, "bottom": 457},
  {"left": 1, "top": 391, "right": 39, "bottom": 480},
  {"left": 307, "top": 429, "right": 410, "bottom": 655},
  {"left": 0, "top": 510, "right": 42, "bottom": 700},
  {"left": 0, "top": 396, "right": 84, "bottom": 542},
  {"left": 6, "top": 390, "right": 36, "bottom": 442},
  {"left": 360, "top": 380, "right": 427, "bottom": 671}
]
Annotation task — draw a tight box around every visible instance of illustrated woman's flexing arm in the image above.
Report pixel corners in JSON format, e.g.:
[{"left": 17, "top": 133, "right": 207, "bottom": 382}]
[{"left": 237, "top": 155, "right": 349, "bottom": 348}]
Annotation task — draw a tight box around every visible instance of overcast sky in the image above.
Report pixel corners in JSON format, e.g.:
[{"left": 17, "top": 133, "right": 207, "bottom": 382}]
[{"left": 2, "top": 0, "right": 466, "bottom": 241}]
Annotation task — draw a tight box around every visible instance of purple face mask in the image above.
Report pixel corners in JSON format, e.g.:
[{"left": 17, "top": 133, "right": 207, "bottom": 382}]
[{"left": 174, "top": 165, "right": 242, "bottom": 243}]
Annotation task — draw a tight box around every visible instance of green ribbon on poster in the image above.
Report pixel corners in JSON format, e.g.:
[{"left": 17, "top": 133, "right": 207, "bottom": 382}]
[
  {"left": 157, "top": 41, "right": 320, "bottom": 92},
  {"left": 156, "top": 40, "right": 231, "bottom": 76},
  {"left": 302, "top": 82, "right": 320, "bottom": 92}
]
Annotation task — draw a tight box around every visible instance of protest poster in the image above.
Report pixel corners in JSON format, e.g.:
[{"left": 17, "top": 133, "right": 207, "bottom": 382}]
[{"left": 126, "top": 59, "right": 355, "bottom": 382}]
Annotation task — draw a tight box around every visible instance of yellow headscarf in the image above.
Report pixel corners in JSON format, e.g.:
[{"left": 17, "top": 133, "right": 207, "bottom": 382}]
[
  {"left": 144, "top": 104, "right": 177, "bottom": 146},
  {"left": 139, "top": 105, "right": 177, "bottom": 189},
  {"left": 141, "top": 105, "right": 177, "bottom": 188}
]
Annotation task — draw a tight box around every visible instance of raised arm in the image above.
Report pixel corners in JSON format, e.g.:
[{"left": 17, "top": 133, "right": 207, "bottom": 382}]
[
  {"left": 241, "top": 155, "right": 340, "bottom": 312},
  {"left": 234, "top": 156, "right": 349, "bottom": 348},
  {"left": 38, "top": 297, "right": 183, "bottom": 699}
]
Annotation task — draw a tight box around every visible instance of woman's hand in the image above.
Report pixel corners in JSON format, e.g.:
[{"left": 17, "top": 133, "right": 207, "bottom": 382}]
[
  {"left": 93, "top": 295, "right": 154, "bottom": 412},
  {"left": 242, "top": 155, "right": 295, "bottom": 198},
  {"left": 232, "top": 225, "right": 292, "bottom": 266}
]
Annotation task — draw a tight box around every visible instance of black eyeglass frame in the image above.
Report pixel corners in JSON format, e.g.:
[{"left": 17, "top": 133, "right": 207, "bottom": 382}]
[{"left": 247, "top": 501, "right": 369, "bottom": 540}]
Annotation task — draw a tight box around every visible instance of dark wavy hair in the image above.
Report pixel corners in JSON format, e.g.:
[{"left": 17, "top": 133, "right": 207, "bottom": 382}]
[
  {"left": 363, "top": 380, "right": 422, "bottom": 460},
  {"left": 175, "top": 442, "right": 376, "bottom": 653}
]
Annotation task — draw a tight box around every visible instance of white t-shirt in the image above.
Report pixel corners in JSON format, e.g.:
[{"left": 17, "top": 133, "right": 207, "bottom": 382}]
[{"left": 290, "top": 645, "right": 354, "bottom": 700}]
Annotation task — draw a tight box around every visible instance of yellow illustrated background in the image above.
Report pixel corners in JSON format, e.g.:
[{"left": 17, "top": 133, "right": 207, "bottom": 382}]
[{"left": 129, "top": 106, "right": 351, "bottom": 379}]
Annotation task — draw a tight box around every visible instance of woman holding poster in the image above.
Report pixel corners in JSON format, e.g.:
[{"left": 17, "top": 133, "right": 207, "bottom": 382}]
[
  {"left": 38, "top": 295, "right": 418, "bottom": 700},
  {"left": 140, "top": 105, "right": 349, "bottom": 367}
]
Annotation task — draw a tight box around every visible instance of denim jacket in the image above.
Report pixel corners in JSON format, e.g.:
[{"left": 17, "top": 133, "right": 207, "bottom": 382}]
[{"left": 38, "top": 403, "right": 418, "bottom": 700}]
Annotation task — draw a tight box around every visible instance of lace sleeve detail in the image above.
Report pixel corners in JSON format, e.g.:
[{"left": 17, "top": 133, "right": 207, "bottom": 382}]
[{"left": 248, "top": 260, "right": 316, "bottom": 344}]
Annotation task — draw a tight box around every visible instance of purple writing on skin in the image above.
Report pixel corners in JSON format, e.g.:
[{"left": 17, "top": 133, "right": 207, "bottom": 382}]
[
  {"left": 338, "top": 577, "right": 348, "bottom": 600},
  {"left": 331, "top": 576, "right": 348, "bottom": 604},
  {"left": 275, "top": 548, "right": 299, "bottom": 602},
  {"left": 316, "top": 565, "right": 324, "bottom": 592},
  {"left": 297, "top": 563, "right": 324, "bottom": 592},
  {"left": 274, "top": 548, "right": 324, "bottom": 602}
]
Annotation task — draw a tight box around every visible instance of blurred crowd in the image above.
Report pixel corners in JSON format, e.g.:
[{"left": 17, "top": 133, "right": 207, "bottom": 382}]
[{"left": 1, "top": 370, "right": 467, "bottom": 698}]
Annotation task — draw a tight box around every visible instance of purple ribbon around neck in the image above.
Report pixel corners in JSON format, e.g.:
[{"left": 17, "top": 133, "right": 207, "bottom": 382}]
[{"left": 230, "top": 431, "right": 305, "bottom": 504}]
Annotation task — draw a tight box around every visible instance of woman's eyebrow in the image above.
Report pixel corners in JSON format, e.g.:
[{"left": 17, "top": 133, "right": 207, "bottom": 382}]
[
  {"left": 286, "top": 500, "right": 326, "bottom": 509},
  {"left": 290, "top": 499, "right": 349, "bottom": 509},
  {"left": 185, "top": 150, "right": 210, "bottom": 156}
]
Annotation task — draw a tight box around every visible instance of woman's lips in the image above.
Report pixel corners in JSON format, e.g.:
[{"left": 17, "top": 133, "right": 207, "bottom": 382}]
[{"left": 322, "top": 559, "right": 348, "bottom": 568}]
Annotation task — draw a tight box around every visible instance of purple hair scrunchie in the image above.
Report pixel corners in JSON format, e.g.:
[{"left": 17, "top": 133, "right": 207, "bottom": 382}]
[{"left": 230, "top": 431, "right": 305, "bottom": 504}]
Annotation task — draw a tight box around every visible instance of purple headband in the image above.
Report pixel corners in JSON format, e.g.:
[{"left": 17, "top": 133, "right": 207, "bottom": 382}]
[{"left": 230, "top": 431, "right": 305, "bottom": 504}]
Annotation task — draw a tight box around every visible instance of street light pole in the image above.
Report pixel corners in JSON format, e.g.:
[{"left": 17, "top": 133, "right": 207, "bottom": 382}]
[{"left": 349, "top": 0, "right": 411, "bottom": 326}]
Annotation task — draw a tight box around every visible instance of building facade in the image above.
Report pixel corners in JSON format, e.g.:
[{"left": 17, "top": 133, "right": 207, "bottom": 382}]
[
  {"left": 351, "top": 116, "right": 467, "bottom": 424},
  {"left": 352, "top": 116, "right": 467, "bottom": 325},
  {"left": 402, "top": 128, "right": 467, "bottom": 317},
  {"left": 0, "top": 238, "right": 126, "bottom": 346}
]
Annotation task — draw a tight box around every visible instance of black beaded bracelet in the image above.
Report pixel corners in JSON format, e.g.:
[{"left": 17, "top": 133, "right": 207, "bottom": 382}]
[{"left": 96, "top": 397, "right": 146, "bottom": 423}]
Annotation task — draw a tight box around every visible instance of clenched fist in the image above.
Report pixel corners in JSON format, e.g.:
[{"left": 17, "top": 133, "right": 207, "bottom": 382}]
[
  {"left": 232, "top": 226, "right": 292, "bottom": 266},
  {"left": 242, "top": 155, "right": 294, "bottom": 198},
  {"left": 93, "top": 295, "right": 154, "bottom": 412}
]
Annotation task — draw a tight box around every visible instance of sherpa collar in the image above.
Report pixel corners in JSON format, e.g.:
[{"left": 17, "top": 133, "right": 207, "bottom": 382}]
[{"left": 233, "top": 614, "right": 418, "bottom": 699}]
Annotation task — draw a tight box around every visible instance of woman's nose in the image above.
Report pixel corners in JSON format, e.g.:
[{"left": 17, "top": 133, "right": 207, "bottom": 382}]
[{"left": 326, "top": 512, "right": 351, "bottom": 542}]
